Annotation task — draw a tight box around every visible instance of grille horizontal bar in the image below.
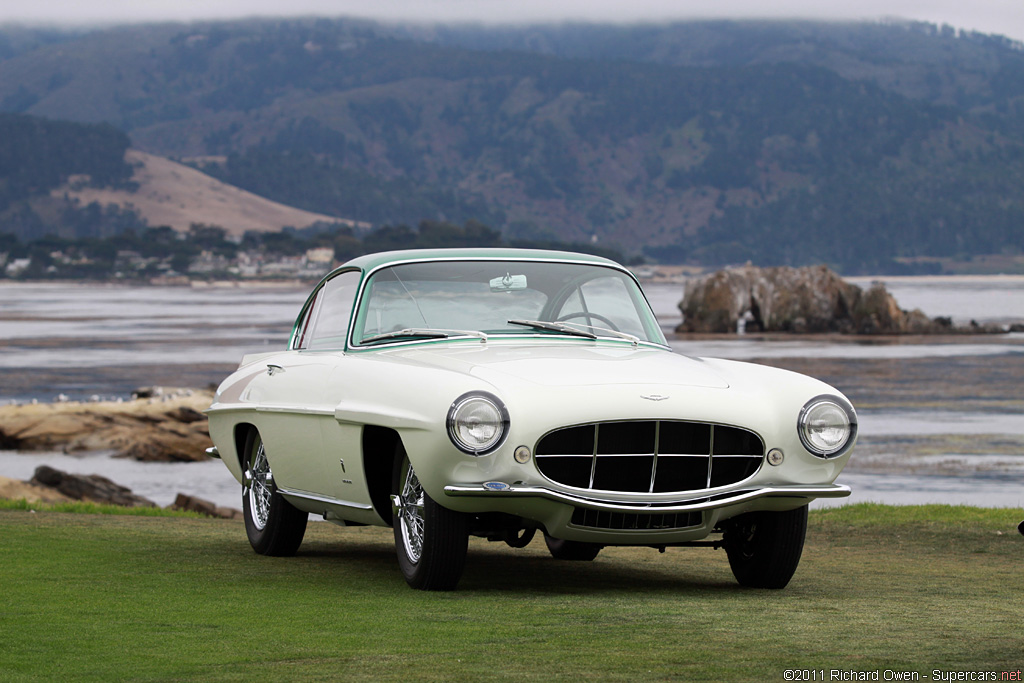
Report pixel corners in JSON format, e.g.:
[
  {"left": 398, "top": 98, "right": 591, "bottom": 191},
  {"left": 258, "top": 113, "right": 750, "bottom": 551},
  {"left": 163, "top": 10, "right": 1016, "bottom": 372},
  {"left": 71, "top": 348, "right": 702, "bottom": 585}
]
[
  {"left": 570, "top": 507, "right": 703, "bottom": 531},
  {"left": 536, "top": 420, "right": 763, "bottom": 494}
]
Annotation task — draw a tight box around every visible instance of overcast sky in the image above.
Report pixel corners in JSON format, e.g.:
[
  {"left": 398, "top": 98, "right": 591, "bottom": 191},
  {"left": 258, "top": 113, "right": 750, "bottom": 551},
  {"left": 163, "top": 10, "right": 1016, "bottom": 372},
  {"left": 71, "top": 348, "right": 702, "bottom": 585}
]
[{"left": 2, "top": 0, "right": 1023, "bottom": 44}]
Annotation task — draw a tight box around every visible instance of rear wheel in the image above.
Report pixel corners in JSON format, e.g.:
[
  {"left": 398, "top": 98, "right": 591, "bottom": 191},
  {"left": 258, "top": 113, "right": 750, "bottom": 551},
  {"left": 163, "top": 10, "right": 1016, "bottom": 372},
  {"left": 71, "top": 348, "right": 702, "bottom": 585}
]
[
  {"left": 242, "top": 429, "right": 308, "bottom": 556},
  {"left": 723, "top": 506, "right": 807, "bottom": 589},
  {"left": 544, "top": 533, "right": 602, "bottom": 561},
  {"left": 392, "top": 449, "right": 468, "bottom": 590}
]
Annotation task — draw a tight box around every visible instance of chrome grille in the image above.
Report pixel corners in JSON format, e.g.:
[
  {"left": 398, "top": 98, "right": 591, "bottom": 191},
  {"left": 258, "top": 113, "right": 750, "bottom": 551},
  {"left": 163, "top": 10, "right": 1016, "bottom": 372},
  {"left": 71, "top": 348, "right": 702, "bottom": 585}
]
[{"left": 535, "top": 420, "right": 763, "bottom": 494}]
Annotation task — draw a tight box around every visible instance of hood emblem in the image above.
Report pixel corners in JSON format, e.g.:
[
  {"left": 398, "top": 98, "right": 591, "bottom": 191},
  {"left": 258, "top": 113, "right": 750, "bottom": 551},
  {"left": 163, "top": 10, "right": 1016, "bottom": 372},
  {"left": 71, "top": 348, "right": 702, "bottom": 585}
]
[{"left": 641, "top": 394, "right": 670, "bottom": 401}]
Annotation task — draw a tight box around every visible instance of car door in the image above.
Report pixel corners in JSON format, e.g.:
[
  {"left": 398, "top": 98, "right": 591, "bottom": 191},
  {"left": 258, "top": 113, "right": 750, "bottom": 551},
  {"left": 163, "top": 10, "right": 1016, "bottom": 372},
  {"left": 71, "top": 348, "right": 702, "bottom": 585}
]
[
  {"left": 248, "top": 270, "right": 362, "bottom": 498},
  {"left": 249, "top": 351, "right": 338, "bottom": 496}
]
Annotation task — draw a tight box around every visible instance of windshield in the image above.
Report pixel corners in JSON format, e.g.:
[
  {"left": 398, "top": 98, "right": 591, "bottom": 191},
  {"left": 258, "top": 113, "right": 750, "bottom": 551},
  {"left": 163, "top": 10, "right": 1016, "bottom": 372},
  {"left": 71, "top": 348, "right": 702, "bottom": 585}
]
[{"left": 351, "top": 259, "right": 667, "bottom": 347}]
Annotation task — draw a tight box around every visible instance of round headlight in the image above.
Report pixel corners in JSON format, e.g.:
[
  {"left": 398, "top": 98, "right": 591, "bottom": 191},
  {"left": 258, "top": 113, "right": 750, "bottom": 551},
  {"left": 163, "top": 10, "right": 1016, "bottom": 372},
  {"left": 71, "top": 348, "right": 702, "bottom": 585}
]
[
  {"left": 798, "top": 396, "right": 856, "bottom": 458},
  {"left": 447, "top": 392, "right": 509, "bottom": 455}
]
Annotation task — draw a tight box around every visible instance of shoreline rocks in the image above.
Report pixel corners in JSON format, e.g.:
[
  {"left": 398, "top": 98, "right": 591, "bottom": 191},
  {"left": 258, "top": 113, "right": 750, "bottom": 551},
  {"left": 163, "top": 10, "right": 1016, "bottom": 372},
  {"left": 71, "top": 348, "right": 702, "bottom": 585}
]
[
  {"left": 0, "top": 388, "right": 214, "bottom": 462},
  {"left": 31, "top": 465, "right": 157, "bottom": 508},
  {"left": 170, "top": 493, "right": 243, "bottom": 520},
  {"left": 1, "top": 466, "right": 242, "bottom": 519},
  {"left": 0, "top": 387, "right": 242, "bottom": 518},
  {"left": 677, "top": 264, "right": 1010, "bottom": 335},
  {"left": 0, "top": 474, "right": 74, "bottom": 504}
]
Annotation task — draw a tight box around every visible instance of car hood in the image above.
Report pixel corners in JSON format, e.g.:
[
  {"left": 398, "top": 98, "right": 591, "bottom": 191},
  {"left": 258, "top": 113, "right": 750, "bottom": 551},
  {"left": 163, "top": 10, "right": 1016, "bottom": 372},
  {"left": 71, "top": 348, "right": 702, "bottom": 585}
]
[{"left": 382, "top": 342, "right": 730, "bottom": 389}]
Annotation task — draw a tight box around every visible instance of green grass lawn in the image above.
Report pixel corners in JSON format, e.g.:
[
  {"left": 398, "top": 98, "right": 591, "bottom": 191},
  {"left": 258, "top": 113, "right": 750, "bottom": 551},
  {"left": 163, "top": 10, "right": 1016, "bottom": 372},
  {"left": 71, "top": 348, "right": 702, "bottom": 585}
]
[{"left": 1, "top": 504, "right": 1021, "bottom": 682}]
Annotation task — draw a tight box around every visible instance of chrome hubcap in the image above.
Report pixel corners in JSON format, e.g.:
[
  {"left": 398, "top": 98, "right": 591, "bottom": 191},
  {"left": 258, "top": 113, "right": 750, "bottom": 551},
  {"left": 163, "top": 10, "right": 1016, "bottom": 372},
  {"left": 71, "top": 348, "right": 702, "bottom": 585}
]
[
  {"left": 247, "top": 441, "right": 273, "bottom": 530},
  {"left": 397, "top": 462, "right": 425, "bottom": 563}
]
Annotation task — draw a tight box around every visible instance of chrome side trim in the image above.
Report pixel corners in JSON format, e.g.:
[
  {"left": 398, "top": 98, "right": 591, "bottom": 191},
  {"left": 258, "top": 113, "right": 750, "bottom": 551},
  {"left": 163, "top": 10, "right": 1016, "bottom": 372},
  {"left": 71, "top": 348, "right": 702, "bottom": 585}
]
[
  {"left": 204, "top": 404, "right": 254, "bottom": 416},
  {"left": 443, "top": 483, "right": 851, "bottom": 514},
  {"left": 205, "top": 446, "right": 221, "bottom": 459},
  {"left": 254, "top": 406, "right": 336, "bottom": 416},
  {"left": 277, "top": 487, "right": 374, "bottom": 511}
]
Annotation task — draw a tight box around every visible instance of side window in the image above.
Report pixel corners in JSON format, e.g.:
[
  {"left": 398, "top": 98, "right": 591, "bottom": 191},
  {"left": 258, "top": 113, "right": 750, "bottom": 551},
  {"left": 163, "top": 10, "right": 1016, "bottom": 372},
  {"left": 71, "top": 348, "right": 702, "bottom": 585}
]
[
  {"left": 306, "top": 271, "right": 361, "bottom": 350},
  {"left": 292, "top": 289, "right": 322, "bottom": 350}
]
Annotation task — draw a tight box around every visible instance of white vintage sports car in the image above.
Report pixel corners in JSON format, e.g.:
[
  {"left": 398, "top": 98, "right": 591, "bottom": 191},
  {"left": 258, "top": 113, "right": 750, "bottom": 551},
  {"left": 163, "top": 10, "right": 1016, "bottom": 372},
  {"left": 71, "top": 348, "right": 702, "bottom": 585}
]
[{"left": 206, "top": 248, "right": 855, "bottom": 590}]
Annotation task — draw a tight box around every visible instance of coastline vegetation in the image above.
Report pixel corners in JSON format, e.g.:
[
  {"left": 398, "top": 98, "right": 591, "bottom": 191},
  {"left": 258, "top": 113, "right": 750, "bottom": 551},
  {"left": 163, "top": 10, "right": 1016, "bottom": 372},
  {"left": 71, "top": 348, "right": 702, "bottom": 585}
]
[{"left": 1, "top": 503, "right": 1020, "bottom": 680}]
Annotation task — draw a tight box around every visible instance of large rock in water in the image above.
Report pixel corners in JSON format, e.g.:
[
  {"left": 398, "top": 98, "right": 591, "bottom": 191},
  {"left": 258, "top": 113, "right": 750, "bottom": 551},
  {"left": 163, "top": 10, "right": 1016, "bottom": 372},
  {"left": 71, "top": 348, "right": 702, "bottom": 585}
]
[{"left": 677, "top": 264, "right": 954, "bottom": 334}]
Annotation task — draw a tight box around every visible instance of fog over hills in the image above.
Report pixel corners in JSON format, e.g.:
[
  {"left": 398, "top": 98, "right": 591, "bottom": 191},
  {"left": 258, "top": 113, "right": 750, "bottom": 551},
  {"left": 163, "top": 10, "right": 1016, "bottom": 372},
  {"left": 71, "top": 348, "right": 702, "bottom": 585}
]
[{"left": 2, "top": 18, "right": 1023, "bottom": 271}]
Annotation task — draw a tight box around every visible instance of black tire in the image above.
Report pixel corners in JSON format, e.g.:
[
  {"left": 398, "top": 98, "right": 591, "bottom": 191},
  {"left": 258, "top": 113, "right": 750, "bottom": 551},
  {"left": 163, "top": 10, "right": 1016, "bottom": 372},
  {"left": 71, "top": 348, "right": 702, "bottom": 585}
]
[
  {"left": 723, "top": 505, "right": 808, "bottom": 589},
  {"left": 544, "top": 533, "right": 602, "bottom": 561},
  {"left": 392, "top": 448, "right": 468, "bottom": 590},
  {"left": 242, "top": 429, "right": 308, "bottom": 557}
]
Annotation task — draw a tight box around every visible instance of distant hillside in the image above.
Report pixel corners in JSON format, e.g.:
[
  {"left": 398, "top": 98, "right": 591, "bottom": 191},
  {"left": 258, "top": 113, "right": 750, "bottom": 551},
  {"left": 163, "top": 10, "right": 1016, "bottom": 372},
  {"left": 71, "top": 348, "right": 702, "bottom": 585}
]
[
  {"left": 60, "top": 150, "right": 362, "bottom": 236},
  {"left": 397, "top": 21, "right": 1024, "bottom": 118},
  {"left": 0, "top": 112, "right": 358, "bottom": 240},
  {"left": 2, "top": 19, "right": 1024, "bottom": 271}
]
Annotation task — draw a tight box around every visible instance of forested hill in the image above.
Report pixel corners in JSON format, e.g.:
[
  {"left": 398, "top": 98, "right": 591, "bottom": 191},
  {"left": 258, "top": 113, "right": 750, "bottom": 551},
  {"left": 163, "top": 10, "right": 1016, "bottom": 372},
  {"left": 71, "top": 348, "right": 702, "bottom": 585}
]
[
  {"left": 0, "top": 113, "right": 133, "bottom": 209},
  {"left": 2, "top": 19, "right": 1024, "bottom": 272},
  {"left": 0, "top": 113, "right": 144, "bottom": 240}
]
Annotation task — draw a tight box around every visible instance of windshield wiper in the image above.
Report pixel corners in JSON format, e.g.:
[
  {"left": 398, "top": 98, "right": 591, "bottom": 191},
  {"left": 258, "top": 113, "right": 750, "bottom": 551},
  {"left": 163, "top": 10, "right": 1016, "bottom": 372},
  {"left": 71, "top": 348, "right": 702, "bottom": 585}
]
[
  {"left": 507, "top": 319, "right": 597, "bottom": 340},
  {"left": 360, "top": 328, "right": 488, "bottom": 345},
  {"left": 508, "top": 319, "right": 640, "bottom": 345},
  {"left": 571, "top": 324, "right": 640, "bottom": 345}
]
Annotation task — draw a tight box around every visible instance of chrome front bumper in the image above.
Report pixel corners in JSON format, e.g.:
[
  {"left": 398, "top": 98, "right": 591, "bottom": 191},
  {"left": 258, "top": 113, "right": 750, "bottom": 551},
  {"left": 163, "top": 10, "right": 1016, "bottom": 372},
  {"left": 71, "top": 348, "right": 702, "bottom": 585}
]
[{"left": 443, "top": 483, "right": 851, "bottom": 514}]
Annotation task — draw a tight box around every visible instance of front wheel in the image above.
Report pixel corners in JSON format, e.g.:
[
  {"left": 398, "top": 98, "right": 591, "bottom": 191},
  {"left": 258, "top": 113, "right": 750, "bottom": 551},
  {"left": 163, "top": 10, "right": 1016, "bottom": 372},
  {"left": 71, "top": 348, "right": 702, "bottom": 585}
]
[
  {"left": 392, "top": 450, "right": 468, "bottom": 590},
  {"left": 723, "top": 505, "right": 808, "bottom": 589},
  {"left": 242, "top": 429, "right": 308, "bottom": 556}
]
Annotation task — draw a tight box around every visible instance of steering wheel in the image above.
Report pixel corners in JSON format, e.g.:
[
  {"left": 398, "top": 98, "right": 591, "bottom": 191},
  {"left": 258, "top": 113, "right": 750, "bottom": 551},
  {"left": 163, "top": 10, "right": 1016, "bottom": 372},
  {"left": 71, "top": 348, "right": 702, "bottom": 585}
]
[{"left": 555, "top": 312, "right": 620, "bottom": 331}]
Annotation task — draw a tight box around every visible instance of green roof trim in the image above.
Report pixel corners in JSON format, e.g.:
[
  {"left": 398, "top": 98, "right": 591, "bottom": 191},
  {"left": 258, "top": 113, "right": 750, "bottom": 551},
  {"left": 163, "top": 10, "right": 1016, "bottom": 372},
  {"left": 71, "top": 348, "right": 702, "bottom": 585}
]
[{"left": 340, "top": 248, "right": 620, "bottom": 273}]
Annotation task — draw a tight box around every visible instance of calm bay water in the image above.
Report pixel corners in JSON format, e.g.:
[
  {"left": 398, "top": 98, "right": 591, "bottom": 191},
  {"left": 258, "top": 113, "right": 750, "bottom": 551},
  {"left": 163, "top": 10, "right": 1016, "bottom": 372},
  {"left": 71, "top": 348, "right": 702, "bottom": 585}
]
[{"left": 1, "top": 276, "right": 1022, "bottom": 509}]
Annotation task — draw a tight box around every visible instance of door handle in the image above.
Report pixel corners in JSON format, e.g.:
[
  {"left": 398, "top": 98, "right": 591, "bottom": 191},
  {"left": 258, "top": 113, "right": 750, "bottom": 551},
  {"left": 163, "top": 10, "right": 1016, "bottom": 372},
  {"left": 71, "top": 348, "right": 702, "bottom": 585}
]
[{"left": 267, "top": 364, "right": 284, "bottom": 376}]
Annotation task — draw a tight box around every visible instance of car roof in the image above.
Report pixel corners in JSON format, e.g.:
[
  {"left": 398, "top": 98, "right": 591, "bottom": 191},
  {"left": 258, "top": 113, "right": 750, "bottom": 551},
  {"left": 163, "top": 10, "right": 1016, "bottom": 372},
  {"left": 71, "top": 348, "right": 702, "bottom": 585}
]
[{"left": 338, "top": 248, "right": 622, "bottom": 273}]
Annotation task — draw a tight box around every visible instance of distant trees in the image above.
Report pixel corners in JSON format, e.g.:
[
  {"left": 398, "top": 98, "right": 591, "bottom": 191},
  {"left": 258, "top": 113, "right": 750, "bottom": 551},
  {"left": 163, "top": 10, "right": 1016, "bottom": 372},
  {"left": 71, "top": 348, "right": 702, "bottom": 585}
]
[
  {"left": 0, "top": 218, "right": 625, "bottom": 280},
  {"left": 201, "top": 148, "right": 504, "bottom": 229},
  {"left": 0, "top": 113, "right": 139, "bottom": 241},
  {"left": 0, "top": 113, "right": 133, "bottom": 212}
]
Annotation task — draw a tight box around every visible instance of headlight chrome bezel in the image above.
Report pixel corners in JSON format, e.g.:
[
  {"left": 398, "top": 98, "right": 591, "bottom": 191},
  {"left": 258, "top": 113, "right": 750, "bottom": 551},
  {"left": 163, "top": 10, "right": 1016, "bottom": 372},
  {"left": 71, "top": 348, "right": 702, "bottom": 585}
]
[
  {"left": 797, "top": 395, "right": 857, "bottom": 458},
  {"left": 446, "top": 391, "right": 510, "bottom": 456}
]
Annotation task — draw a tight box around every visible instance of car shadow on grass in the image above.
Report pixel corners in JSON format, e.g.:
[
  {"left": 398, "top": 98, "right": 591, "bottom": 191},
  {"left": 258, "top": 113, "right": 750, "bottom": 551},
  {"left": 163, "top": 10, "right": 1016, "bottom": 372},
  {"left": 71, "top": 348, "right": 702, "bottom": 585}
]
[
  {"left": 293, "top": 533, "right": 743, "bottom": 595},
  {"left": 461, "top": 546, "right": 741, "bottom": 595}
]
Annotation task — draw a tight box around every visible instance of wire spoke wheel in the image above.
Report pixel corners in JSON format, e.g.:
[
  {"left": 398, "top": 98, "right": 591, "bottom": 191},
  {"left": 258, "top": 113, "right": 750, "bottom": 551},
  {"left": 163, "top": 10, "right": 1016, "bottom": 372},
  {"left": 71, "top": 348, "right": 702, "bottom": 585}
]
[
  {"left": 241, "top": 430, "right": 308, "bottom": 556},
  {"left": 397, "top": 462, "right": 426, "bottom": 563},
  {"left": 391, "top": 447, "right": 468, "bottom": 590},
  {"left": 246, "top": 442, "right": 273, "bottom": 530}
]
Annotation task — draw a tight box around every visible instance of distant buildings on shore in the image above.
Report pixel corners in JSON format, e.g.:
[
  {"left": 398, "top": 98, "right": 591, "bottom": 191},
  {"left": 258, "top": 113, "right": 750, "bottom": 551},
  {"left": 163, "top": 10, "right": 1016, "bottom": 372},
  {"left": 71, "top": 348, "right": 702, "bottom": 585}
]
[
  {"left": 3, "top": 247, "right": 697, "bottom": 284},
  {"left": 1, "top": 246, "right": 343, "bottom": 283}
]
